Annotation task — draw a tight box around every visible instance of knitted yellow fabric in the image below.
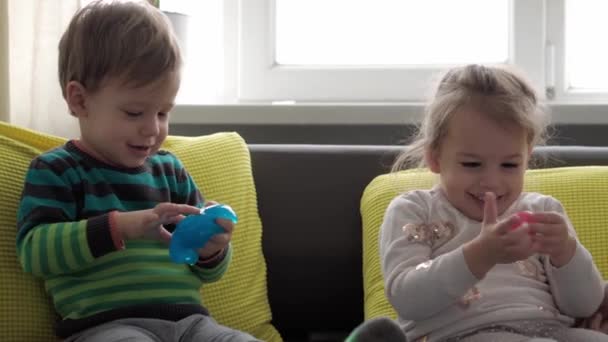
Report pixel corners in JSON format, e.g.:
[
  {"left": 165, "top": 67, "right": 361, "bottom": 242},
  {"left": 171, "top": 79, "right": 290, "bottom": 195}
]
[
  {"left": 0, "top": 121, "right": 281, "bottom": 342},
  {"left": 361, "top": 167, "right": 608, "bottom": 320}
]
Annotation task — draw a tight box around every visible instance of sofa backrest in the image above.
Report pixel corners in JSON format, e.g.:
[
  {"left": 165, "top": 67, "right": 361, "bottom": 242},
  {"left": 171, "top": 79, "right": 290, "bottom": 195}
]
[{"left": 249, "top": 144, "right": 608, "bottom": 340}]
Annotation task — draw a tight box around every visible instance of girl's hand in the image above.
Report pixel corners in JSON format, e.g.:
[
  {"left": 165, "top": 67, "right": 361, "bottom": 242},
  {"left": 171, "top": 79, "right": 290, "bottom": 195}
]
[
  {"left": 115, "top": 203, "right": 201, "bottom": 243},
  {"left": 579, "top": 287, "right": 608, "bottom": 333},
  {"left": 196, "top": 201, "right": 235, "bottom": 259},
  {"left": 527, "top": 212, "right": 576, "bottom": 267},
  {"left": 464, "top": 192, "right": 535, "bottom": 278}
]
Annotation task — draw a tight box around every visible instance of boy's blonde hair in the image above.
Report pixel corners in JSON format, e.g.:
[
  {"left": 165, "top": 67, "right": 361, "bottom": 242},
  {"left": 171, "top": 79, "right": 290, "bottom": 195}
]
[
  {"left": 58, "top": 0, "right": 181, "bottom": 103},
  {"left": 393, "top": 64, "right": 549, "bottom": 172}
]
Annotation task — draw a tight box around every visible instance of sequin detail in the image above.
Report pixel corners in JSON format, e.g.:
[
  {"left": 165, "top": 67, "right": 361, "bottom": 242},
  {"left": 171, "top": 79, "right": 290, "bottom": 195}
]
[
  {"left": 402, "top": 222, "right": 455, "bottom": 248},
  {"left": 415, "top": 260, "right": 433, "bottom": 270},
  {"left": 459, "top": 286, "right": 481, "bottom": 308},
  {"left": 537, "top": 305, "right": 560, "bottom": 318},
  {"left": 444, "top": 320, "right": 566, "bottom": 342},
  {"left": 516, "top": 259, "right": 540, "bottom": 279}
]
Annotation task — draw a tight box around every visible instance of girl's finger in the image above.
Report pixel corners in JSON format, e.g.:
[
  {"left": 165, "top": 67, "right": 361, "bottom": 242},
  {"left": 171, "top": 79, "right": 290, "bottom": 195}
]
[
  {"left": 483, "top": 192, "right": 498, "bottom": 225},
  {"left": 529, "top": 212, "right": 563, "bottom": 224},
  {"left": 498, "top": 215, "right": 523, "bottom": 235},
  {"left": 590, "top": 312, "right": 603, "bottom": 330},
  {"left": 600, "top": 318, "right": 608, "bottom": 333}
]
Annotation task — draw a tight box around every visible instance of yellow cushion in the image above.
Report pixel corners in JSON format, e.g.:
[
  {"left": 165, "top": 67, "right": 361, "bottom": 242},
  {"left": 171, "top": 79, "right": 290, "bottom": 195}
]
[
  {"left": 0, "top": 121, "right": 281, "bottom": 342},
  {"left": 361, "top": 167, "right": 608, "bottom": 320}
]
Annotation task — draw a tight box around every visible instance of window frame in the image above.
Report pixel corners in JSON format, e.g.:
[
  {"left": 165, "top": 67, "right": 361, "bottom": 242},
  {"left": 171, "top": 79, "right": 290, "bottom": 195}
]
[
  {"left": 545, "top": 0, "right": 608, "bottom": 103},
  {"left": 237, "top": 0, "right": 546, "bottom": 103}
]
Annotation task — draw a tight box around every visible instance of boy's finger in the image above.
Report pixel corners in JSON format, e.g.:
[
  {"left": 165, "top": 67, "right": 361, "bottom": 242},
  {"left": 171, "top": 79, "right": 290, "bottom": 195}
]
[
  {"left": 215, "top": 218, "right": 235, "bottom": 233},
  {"left": 179, "top": 204, "right": 203, "bottom": 214},
  {"left": 483, "top": 192, "right": 498, "bottom": 225},
  {"left": 158, "top": 227, "right": 172, "bottom": 245},
  {"left": 167, "top": 214, "right": 186, "bottom": 224},
  {"left": 204, "top": 201, "right": 218, "bottom": 207}
]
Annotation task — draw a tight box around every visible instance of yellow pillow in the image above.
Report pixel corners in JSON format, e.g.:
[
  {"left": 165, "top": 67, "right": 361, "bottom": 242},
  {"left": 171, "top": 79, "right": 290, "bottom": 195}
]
[
  {"left": 0, "top": 121, "right": 281, "bottom": 342},
  {"left": 361, "top": 167, "right": 608, "bottom": 320}
]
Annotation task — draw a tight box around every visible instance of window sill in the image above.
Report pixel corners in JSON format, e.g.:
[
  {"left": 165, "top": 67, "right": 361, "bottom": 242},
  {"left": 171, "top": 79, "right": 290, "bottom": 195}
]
[{"left": 170, "top": 103, "right": 608, "bottom": 125}]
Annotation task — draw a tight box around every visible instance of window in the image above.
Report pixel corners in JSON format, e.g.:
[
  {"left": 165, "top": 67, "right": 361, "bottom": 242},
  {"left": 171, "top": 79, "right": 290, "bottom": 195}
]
[
  {"left": 237, "top": 0, "right": 543, "bottom": 103},
  {"left": 274, "top": 1, "right": 509, "bottom": 65},
  {"left": 81, "top": 0, "right": 608, "bottom": 105},
  {"left": 546, "top": 0, "right": 608, "bottom": 102}
]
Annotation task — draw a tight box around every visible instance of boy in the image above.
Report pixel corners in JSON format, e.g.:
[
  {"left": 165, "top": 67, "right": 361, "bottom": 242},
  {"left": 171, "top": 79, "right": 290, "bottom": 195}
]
[{"left": 16, "top": 1, "right": 258, "bottom": 341}]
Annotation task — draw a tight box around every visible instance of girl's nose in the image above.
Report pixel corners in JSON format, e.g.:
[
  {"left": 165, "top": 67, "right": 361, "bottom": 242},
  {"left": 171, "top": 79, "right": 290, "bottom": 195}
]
[{"left": 479, "top": 169, "right": 499, "bottom": 188}]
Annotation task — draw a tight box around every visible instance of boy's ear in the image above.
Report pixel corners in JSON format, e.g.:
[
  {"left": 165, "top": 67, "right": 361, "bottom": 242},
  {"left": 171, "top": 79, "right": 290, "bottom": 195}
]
[
  {"left": 425, "top": 148, "right": 441, "bottom": 174},
  {"left": 65, "top": 81, "right": 88, "bottom": 117}
]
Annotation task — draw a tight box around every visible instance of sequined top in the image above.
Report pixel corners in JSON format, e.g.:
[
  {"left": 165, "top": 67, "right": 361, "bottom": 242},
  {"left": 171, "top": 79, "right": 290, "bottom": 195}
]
[{"left": 380, "top": 187, "right": 605, "bottom": 342}]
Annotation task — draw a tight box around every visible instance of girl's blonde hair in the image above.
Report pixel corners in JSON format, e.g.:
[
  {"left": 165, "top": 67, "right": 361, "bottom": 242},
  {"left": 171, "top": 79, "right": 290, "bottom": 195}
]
[{"left": 392, "top": 64, "right": 549, "bottom": 172}]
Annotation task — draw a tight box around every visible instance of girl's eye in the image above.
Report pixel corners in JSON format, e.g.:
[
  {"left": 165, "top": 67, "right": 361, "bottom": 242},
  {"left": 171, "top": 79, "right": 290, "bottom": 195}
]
[
  {"left": 461, "top": 162, "right": 481, "bottom": 168},
  {"left": 502, "top": 163, "right": 519, "bottom": 168},
  {"left": 125, "top": 111, "right": 143, "bottom": 117}
]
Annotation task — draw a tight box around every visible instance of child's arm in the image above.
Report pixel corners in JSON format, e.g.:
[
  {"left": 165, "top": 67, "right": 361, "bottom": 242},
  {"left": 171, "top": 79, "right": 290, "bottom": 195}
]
[
  {"left": 16, "top": 158, "right": 200, "bottom": 278},
  {"left": 18, "top": 201, "right": 199, "bottom": 278},
  {"left": 380, "top": 193, "right": 479, "bottom": 321},
  {"left": 190, "top": 243, "right": 233, "bottom": 283},
  {"left": 541, "top": 197, "right": 605, "bottom": 318},
  {"left": 578, "top": 281, "right": 608, "bottom": 332},
  {"left": 16, "top": 159, "right": 109, "bottom": 277}
]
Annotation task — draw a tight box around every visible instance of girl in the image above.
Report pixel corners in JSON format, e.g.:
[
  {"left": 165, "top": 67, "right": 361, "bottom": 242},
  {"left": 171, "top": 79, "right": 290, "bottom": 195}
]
[{"left": 380, "top": 64, "right": 607, "bottom": 342}]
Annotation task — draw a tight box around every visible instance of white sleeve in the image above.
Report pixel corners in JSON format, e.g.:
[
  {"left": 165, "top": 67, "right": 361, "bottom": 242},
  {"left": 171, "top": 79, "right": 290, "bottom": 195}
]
[
  {"left": 543, "top": 196, "right": 604, "bottom": 317},
  {"left": 380, "top": 192, "right": 479, "bottom": 321}
]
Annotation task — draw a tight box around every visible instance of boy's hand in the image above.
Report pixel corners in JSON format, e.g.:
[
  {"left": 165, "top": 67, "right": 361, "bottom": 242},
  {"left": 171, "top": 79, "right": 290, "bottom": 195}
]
[
  {"left": 196, "top": 201, "right": 235, "bottom": 259},
  {"left": 527, "top": 212, "right": 576, "bottom": 267},
  {"left": 115, "top": 203, "right": 201, "bottom": 243},
  {"left": 196, "top": 218, "right": 234, "bottom": 259},
  {"left": 464, "top": 192, "right": 535, "bottom": 279}
]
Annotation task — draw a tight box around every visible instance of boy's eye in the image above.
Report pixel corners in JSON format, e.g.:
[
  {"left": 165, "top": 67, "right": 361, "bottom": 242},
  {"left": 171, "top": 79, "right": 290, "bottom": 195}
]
[
  {"left": 502, "top": 163, "right": 519, "bottom": 168},
  {"left": 461, "top": 162, "right": 481, "bottom": 168},
  {"left": 125, "top": 111, "right": 143, "bottom": 117}
]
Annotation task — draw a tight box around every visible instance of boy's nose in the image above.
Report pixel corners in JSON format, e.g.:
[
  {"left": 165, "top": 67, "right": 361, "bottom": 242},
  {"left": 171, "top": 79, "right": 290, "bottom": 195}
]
[{"left": 141, "top": 117, "right": 160, "bottom": 136}]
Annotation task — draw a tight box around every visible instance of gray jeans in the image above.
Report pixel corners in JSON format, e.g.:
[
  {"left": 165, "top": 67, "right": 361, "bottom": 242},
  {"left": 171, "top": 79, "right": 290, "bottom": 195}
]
[
  {"left": 444, "top": 321, "right": 608, "bottom": 342},
  {"left": 63, "top": 314, "right": 260, "bottom": 342}
]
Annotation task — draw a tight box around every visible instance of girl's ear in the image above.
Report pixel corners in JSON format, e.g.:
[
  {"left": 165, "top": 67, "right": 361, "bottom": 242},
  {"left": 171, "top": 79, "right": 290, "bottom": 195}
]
[
  {"left": 525, "top": 144, "right": 534, "bottom": 168},
  {"left": 425, "top": 148, "right": 441, "bottom": 174},
  {"left": 65, "top": 81, "right": 88, "bottom": 117}
]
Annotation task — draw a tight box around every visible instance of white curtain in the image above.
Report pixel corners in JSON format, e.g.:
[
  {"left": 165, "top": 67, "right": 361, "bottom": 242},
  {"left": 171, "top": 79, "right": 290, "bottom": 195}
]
[
  {"left": 6, "top": 0, "right": 80, "bottom": 138},
  {"left": 0, "top": 1, "right": 9, "bottom": 123}
]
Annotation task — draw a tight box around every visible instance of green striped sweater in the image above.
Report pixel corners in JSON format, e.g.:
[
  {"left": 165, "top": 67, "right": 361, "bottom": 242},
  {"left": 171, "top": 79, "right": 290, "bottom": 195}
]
[{"left": 16, "top": 141, "right": 231, "bottom": 337}]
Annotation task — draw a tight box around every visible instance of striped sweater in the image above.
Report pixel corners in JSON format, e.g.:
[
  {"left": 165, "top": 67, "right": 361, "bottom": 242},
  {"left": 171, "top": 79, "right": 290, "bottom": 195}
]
[{"left": 16, "top": 141, "right": 231, "bottom": 337}]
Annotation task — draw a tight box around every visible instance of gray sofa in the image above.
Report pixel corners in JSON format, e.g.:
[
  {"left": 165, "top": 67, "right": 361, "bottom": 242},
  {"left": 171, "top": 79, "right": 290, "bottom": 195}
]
[{"left": 249, "top": 144, "right": 608, "bottom": 342}]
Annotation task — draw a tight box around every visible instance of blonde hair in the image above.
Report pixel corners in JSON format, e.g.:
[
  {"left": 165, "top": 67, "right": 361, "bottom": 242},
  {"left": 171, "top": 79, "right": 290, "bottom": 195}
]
[
  {"left": 58, "top": 0, "right": 181, "bottom": 102},
  {"left": 392, "top": 64, "right": 549, "bottom": 172}
]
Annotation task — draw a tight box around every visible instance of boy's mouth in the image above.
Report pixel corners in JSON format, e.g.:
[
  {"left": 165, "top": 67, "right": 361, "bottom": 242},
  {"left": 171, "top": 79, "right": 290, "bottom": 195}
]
[{"left": 128, "top": 144, "right": 152, "bottom": 153}]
